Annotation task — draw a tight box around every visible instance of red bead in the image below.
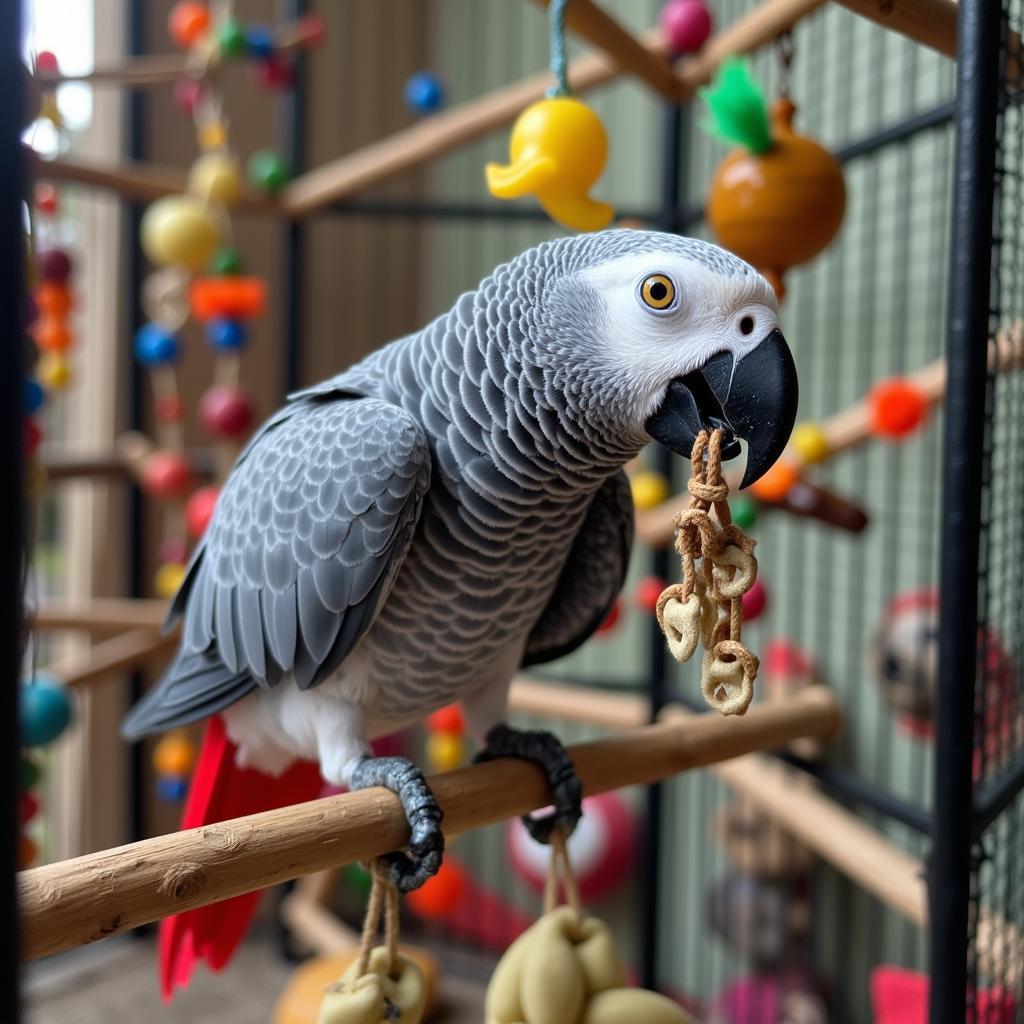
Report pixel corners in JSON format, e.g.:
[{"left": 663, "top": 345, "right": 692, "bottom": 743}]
[
  {"left": 39, "top": 249, "right": 72, "bottom": 283},
  {"left": 660, "top": 0, "right": 713, "bottom": 54},
  {"left": 635, "top": 576, "right": 666, "bottom": 613},
  {"left": 595, "top": 597, "right": 622, "bottom": 635},
  {"left": 426, "top": 705, "right": 465, "bottom": 736},
  {"left": 35, "top": 282, "right": 72, "bottom": 317},
  {"left": 24, "top": 418, "right": 42, "bottom": 457},
  {"left": 155, "top": 394, "right": 185, "bottom": 423},
  {"left": 35, "top": 51, "right": 59, "bottom": 74},
  {"left": 142, "top": 450, "right": 193, "bottom": 498},
  {"left": 168, "top": 2, "right": 210, "bottom": 49},
  {"left": 35, "top": 182, "right": 58, "bottom": 215},
  {"left": 199, "top": 385, "right": 254, "bottom": 438},
  {"left": 173, "top": 77, "right": 205, "bottom": 116},
  {"left": 406, "top": 859, "right": 467, "bottom": 920},
  {"left": 869, "top": 379, "right": 928, "bottom": 439},
  {"left": 256, "top": 57, "right": 294, "bottom": 90},
  {"left": 298, "top": 13, "right": 327, "bottom": 47},
  {"left": 186, "top": 485, "right": 219, "bottom": 537},
  {"left": 158, "top": 537, "right": 189, "bottom": 565},
  {"left": 741, "top": 579, "right": 768, "bottom": 622},
  {"left": 20, "top": 791, "right": 40, "bottom": 825}
]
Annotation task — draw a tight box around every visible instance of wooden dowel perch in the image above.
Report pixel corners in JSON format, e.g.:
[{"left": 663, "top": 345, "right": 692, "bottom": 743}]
[
  {"left": 19, "top": 686, "right": 839, "bottom": 961},
  {"left": 44, "top": 628, "right": 177, "bottom": 689},
  {"left": 34, "top": 598, "right": 169, "bottom": 634},
  {"left": 831, "top": 0, "right": 957, "bottom": 59}
]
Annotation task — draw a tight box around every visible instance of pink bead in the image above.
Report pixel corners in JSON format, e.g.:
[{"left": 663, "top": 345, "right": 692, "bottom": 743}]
[
  {"left": 35, "top": 51, "right": 59, "bottom": 74},
  {"left": 199, "top": 385, "right": 255, "bottom": 438},
  {"left": 298, "top": 13, "right": 327, "bottom": 48},
  {"left": 173, "top": 77, "right": 205, "bottom": 116},
  {"left": 762, "top": 638, "right": 812, "bottom": 681},
  {"left": 660, "top": 0, "right": 713, "bottom": 55},
  {"left": 741, "top": 579, "right": 768, "bottom": 622}
]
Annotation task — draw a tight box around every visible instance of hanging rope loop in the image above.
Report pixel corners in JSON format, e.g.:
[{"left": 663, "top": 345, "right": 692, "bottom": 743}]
[
  {"left": 355, "top": 859, "right": 401, "bottom": 981},
  {"left": 547, "top": 0, "right": 571, "bottom": 97}
]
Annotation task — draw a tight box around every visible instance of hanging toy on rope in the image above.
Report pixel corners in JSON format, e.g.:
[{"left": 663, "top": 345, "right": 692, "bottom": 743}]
[
  {"left": 486, "top": 0, "right": 613, "bottom": 232},
  {"left": 701, "top": 40, "right": 845, "bottom": 301},
  {"left": 486, "top": 831, "right": 693, "bottom": 1024}
]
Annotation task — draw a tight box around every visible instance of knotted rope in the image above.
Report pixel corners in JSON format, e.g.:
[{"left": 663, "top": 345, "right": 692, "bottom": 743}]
[
  {"left": 354, "top": 860, "right": 401, "bottom": 980},
  {"left": 655, "top": 429, "right": 760, "bottom": 716},
  {"left": 543, "top": 828, "right": 582, "bottom": 921}
]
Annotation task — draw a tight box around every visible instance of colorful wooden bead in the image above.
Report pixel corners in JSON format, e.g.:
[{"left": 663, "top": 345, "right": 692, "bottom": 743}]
[
  {"left": 153, "top": 731, "right": 197, "bottom": 776},
  {"left": 34, "top": 182, "right": 58, "bottom": 215},
  {"left": 741, "top": 579, "right": 768, "bottom": 621},
  {"left": 426, "top": 704, "right": 465, "bottom": 735},
  {"left": 190, "top": 275, "right": 266, "bottom": 320},
  {"left": 173, "top": 77, "right": 204, "bottom": 116},
  {"left": 38, "top": 248, "right": 72, "bottom": 282},
  {"left": 35, "top": 50, "right": 59, "bottom": 74},
  {"left": 24, "top": 418, "right": 42, "bottom": 457},
  {"left": 198, "top": 121, "right": 228, "bottom": 150},
  {"left": 635, "top": 576, "right": 667, "bottom": 613},
  {"left": 728, "top": 494, "right": 758, "bottom": 530},
  {"left": 156, "top": 775, "right": 189, "bottom": 801},
  {"left": 405, "top": 72, "right": 444, "bottom": 113},
  {"left": 216, "top": 18, "right": 247, "bottom": 57},
  {"left": 247, "top": 150, "right": 290, "bottom": 194},
  {"left": 630, "top": 470, "right": 670, "bottom": 510},
  {"left": 142, "top": 450, "right": 193, "bottom": 498},
  {"left": 406, "top": 860, "right": 467, "bottom": 920},
  {"left": 245, "top": 25, "right": 274, "bottom": 60},
  {"left": 168, "top": 2, "right": 210, "bottom": 49},
  {"left": 20, "top": 791, "right": 40, "bottom": 825},
  {"left": 206, "top": 317, "right": 247, "bottom": 350},
  {"left": 134, "top": 322, "right": 180, "bottom": 365},
  {"left": 185, "top": 485, "right": 219, "bottom": 537},
  {"left": 426, "top": 731, "right": 465, "bottom": 772},
  {"left": 189, "top": 152, "right": 244, "bottom": 206},
  {"left": 158, "top": 537, "right": 189, "bottom": 565},
  {"left": 298, "top": 13, "right": 328, "bottom": 47},
  {"left": 34, "top": 316, "right": 72, "bottom": 353},
  {"left": 595, "top": 597, "right": 622, "bottom": 635},
  {"left": 660, "top": 0, "right": 713, "bottom": 54},
  {"left": 256, "top": 57, "right": 294, "bottom": 90},
  {"left": 748, "top": 460, "right": 798, "bottom": 502},
  {"left": 20, "top": 677, "right": 73, "bottom": 747},
  {"left": 23, "top": 378, "right": 45, "bottom": 414},
  {"left": 37, "top": 352, "right": 72, "bottom": 390},
  {"left": 199, "top": 385, "right": 255, "bottom": 438},
  {"left": 155, "top": 393, "right": 186, "bottom": 423},
  {"left": 209, "top": 247, "right": 245, "bottom": 275},
  {"left": 20, "top": 834, "right": 39, "bottom": 869},
  {"left": 35, "top": 282, "right": 72, "bottom": 317},
  {"left": 21, "top": 756, "right": 40, "bottom": 791},
  {"left": 141, "top": 195, "right": 219, "bottom": 271},
  {"left": 791, "top": 421, "right": 830, "bottom": 464},
  {"left": 868, "top": 379, "right": 928, "bottom": 439},
  {"left": 155, "top": 561, "right": 188, "bottom": 599}
]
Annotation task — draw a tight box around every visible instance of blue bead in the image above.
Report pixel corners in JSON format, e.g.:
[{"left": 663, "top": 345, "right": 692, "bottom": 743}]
[
  {"left": 134, "top": 323, "right": 180, "bottom": 366},
  {"left": 20, "top": 677, "right": 73, "bottom": 747},
  {"left": 207, "top": 318, "right": 247, "bottom": 351},
  {"left": 156, "top": 775, "right": 189, "bottom": 801},
  {"left": 405, "top": 72, "right": 444, "bottom": 113},
  {"left": 246, "top": 26, "right": 274, "bottom": 59},
  {"left": 24, "top": 377, "right": 45, "bottom": 414}
]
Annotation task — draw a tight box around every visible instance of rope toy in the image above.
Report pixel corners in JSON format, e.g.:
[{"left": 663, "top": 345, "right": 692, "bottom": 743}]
[
  {"left": 655, "top": 429, "right": 760, "bottom": 716},
  {"left": 317, "top": 861, "right": 427, "bottom": 1024}
]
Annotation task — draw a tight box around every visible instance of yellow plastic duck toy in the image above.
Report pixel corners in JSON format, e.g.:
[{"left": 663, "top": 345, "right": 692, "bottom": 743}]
[{"left": 486, "top": 96, "right": 614, "bottom": 233}]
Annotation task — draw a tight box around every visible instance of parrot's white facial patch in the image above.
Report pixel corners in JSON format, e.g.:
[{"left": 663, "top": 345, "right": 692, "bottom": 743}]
[{"left": 579, "top": 251, "right": 780, "bottom": 421}]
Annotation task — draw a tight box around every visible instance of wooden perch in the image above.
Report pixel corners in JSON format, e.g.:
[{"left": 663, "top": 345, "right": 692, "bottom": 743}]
[
  {"left": 34, "top": 598, "right": 169, "bottom": 634},
  {"left": 528, "top": 0, "right": 681, "bottom": 99},
  {"left": 831, "top": 0, "right": 957, "bottom": 58},
  {"left": 41, "top": 439, "right": 218, "bottom": 484},
  {"left": 44, "top": 628, "right": 177, "bottom": 689},
  {"left": 19, "top": 686, "right": 839, "bottom": 960}
]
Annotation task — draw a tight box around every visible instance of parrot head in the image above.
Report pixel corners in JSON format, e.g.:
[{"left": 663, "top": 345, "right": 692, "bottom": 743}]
[{"left": 514, "top": 229, "right": 799, "bottom": 488}]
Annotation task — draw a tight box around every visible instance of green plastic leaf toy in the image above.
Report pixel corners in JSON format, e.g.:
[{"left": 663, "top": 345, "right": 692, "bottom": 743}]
[{"left": 699, "top": 58, "right": 774, "bottom": 154}]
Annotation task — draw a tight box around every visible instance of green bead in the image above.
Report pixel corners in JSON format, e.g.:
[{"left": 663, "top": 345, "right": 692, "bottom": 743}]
[
  {"left": 730, "top": 494, "right": 759, "bottom": 530},
  {"left": 217, "top": 19, "right": 248, "bottom": 58},
  {"left": 247, "top": 150, "right": 290, "bottom": 195},
  {"left": 21, "top": 756, "right": 40, "bottom": 791},
  {"left": 209, "top": 247, "right": 245, "bottom": 276},
  {"left": 343, "top": 862, "right": 373, "bottom": 896}
]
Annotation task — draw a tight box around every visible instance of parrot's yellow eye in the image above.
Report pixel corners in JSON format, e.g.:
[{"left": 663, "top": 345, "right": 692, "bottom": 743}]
[{"left": 639, "top": 273, "right": 677, "bottom": 311}]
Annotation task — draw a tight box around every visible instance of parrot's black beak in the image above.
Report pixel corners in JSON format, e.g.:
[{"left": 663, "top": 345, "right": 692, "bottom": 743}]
[{"left": 644, "top": 328, "right": 799, "bottom": 489}]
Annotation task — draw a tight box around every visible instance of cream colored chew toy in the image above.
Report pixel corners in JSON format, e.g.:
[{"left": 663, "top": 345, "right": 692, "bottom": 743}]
[
  {"left": 485, "top": 832, "right": 693, "bottom": 1024},
  {"left": 655, "top": 429, "right": 760, "bottom": 716}
]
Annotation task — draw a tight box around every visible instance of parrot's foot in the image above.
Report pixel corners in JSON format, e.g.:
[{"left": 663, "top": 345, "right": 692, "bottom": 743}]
[
  {"left": 475, "top": 724, "right": 582, "bottom": 844},
  {"left": 349, "top": 755, "right": 444, "bottom": 893}
]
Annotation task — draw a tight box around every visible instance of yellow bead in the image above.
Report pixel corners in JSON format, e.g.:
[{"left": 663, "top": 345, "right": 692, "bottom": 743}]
[
  {"left": 140, "top": 195, "right": 219, "bottom": 271},
  {"left": 188, "top": 153, "right": 242, "bottom": 206},
  {"left": 155, "top": 562, "right": 187, "bottom": 599},
  {"left": 38, "top": 352, "right": 72, "bottom": 391},
  {"left": 40, "top": 93, "right": 62, "bottom": 128},
  {"left": 630, "top": 470, "right": 670, "bottom": 510},
  {"left": 791, "top": 422, "right": 830, "bottom": 464},
  {"left": 426, "top": 732, "right": 465, "bottom": 772},
  {"left": 198, "top": 122, "right": 228, "bottom": 151}
]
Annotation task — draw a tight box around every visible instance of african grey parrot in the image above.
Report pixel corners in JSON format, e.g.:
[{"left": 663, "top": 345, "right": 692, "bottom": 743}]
[{"left": 123, "top": 228, "right": 797, "bottom": 995}]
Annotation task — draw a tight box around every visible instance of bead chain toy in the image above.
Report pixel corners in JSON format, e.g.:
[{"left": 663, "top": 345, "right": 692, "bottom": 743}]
[{"left": 655, "top": 430, "right": 760, "bottom": 716}]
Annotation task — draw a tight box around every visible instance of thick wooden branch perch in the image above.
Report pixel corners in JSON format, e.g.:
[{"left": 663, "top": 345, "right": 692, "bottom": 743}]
[{"left": 19, "top": 686, "right": 839, "bottom": 960}]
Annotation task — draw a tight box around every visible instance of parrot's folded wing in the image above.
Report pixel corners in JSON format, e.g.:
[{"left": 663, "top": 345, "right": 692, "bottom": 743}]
[
  {"left": 126, "top": 394, "right": 432, "bottom": 737},
  {"left": 522, "top": 469, "right": 633, "bottom": 666}
]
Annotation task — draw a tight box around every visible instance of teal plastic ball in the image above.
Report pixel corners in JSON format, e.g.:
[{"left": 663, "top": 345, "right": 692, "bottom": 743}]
[{"left": 20, "top": 678, "right": 72, "bottom": 747}]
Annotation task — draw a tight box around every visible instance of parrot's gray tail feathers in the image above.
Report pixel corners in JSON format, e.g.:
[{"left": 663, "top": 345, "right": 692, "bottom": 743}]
[{"left": 121, "top": 647, "right": 257, "bottom": 741}]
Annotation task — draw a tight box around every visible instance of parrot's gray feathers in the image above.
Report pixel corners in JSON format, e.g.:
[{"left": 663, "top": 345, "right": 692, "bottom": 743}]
[{"left": 522, "top": 469, "right": 634, "bottom": 667}]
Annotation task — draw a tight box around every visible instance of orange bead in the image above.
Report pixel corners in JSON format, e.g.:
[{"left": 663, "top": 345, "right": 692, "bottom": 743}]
[
  {"left": 749, "top": 459, "right": 799, "bottom": 502},
  {"left": 34, "top": 315, "right": 73, "bottom": 353},
  {"left": 168, "top": 2, "right": 210, "bottom": 49},
  {"left": 190, "top": 276, "right": 266, "bottom": 321},
  {"left": 869, "top": 378, "right": 928, "bottom": 439},
  {"left": 20, "top": 833, "right": 38, "bottom": 869},
  {"left": 426, "top": 704, "right": 464, "bottom": 736},
  {"left": 406, "top": 859, "right": 467, "bottom": 920},
  {"left": 35, "top": 282, "right": 72, "bottom": 317},
  {"left": 153, "top": 732, "right": 196, "bottom": 776}
]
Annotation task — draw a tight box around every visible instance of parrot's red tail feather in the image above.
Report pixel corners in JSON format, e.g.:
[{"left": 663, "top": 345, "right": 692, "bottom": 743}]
[{"left": 158, "top": 716, "right": 322, "bottom": 1001}]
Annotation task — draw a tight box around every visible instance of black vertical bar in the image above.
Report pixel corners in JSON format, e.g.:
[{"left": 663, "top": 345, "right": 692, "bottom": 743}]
[
  {"left": 930, "top": 1, "right": 1002, "bottom": 1021},
  {"left": 1, "top": 3, "right": 24, "bottom": 1019},
  {"left": 639, "top": 98, "right": 685, "bottom": 992}
]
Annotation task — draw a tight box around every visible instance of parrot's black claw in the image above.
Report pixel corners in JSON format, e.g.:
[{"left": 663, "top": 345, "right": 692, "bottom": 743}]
[
  {"left": 474, "top": 724, "right": 582, "bottom": 844},
  {"left": 349, "top": 755, "right": 444, "bottom": 893}
]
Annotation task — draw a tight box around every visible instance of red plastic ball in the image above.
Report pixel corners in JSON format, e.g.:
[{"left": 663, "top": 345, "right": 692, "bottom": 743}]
[
  {"left": 741, "top": 579, "right": 768, "bottom": 622},
  {"left": 869, "top": 379, "right": 928, "bottom": 439},
  {"left": 158, "top": 537, "right": 189, "bottom": 565},
  {"left": 660, "top": 0, "right": 713, "bottom": 54},
  {"left": 406, "top": 859, "right": 468, "bottom": 920},
  {"left": 298, "top": 13, "right": 328, "bottom": 47},
  {"left": 635, "top": 576, "right": 666, "bottom": 614},
  {"left": 155, "top": 394, "right": 185, "bottom": 423},
  {"left": 35, "top": 182, "right": 58, "bottom": 215},
  {"left": 256, "top": 57, "right": 294, "bottom": 90},
  {"left": 199, "top": 385, "right": 255, "bottom": 438},
  {"left": 39, "top": 249, "right": 72, "bottom": 283},
  {"left": 186, "top": 485, "right": 219, "bottom": 538},
  {"left": 173, "top": 77, "right": 205, "bottom": 116},
  {"left": 36, "top": 282, "right": 72, "bottom": 317},
  {"left": 427, "top": 704, "right": 465, "bottom": 736},
  {"left": 35, "top": 51, "right": 59, "bottom": 74},
  {"left": 24, "top": 418, "right": 42, "bottom": 456},
  {"left": 595, "top": 597, "right": 622, "bottom": 635},
  {"left": 142, "top": 450, "right": 193, "bottom": 499},
  {"left": 20, "top": 791, "right": 40, "bottom": 825},
  {"left": 168, "top": 2, "right": 210, "bottom": 49}
]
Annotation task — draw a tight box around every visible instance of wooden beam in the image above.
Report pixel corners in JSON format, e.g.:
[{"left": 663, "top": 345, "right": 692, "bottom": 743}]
[
  {"left": 33, "top": 598, "right": 169, "bottom": 634},
  {"left": 831, "top": 0, "right": 957, "bottom": 58},
  {"left": 528, "top": 0, "right": 680, "bottom": 99},
  {"left": 508, "top": 676, "right": 649, "bottom": 728},
  {"left": 45, "top": 628, "right": 177, "bottom": 689},
  {"left": 41, "top": 442, "right": 218, "bottom": 484},
  {"left": 19, "top": 686, "right": 839, "bottom": 960}
]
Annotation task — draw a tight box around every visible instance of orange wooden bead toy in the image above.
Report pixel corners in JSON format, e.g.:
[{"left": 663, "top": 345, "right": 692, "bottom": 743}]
[
  {"left": 35, "top": 282, "right": 72, "bottom": 317},
  {"left": 406, "top": 858, "right": 468, "bottom": 920},
  {"left": 868, "top": 378, "right": 928, "bottom": 439},
  {"left": 749, "top": 459, "right": 799, "bottom": 502},
  {"left": 190, "top": 276, "right": 267, "bottom": 321},
  {"left": 168, "top": 2, "right": 210, "bottom": 49},
  {"left": 34, "top": 315, "right": 73, "bottom": 353}
]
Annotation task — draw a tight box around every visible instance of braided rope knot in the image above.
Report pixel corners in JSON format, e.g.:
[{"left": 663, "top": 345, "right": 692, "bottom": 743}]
[{"left": 687, "top": 476, "right": 729, "bottom": 503}]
